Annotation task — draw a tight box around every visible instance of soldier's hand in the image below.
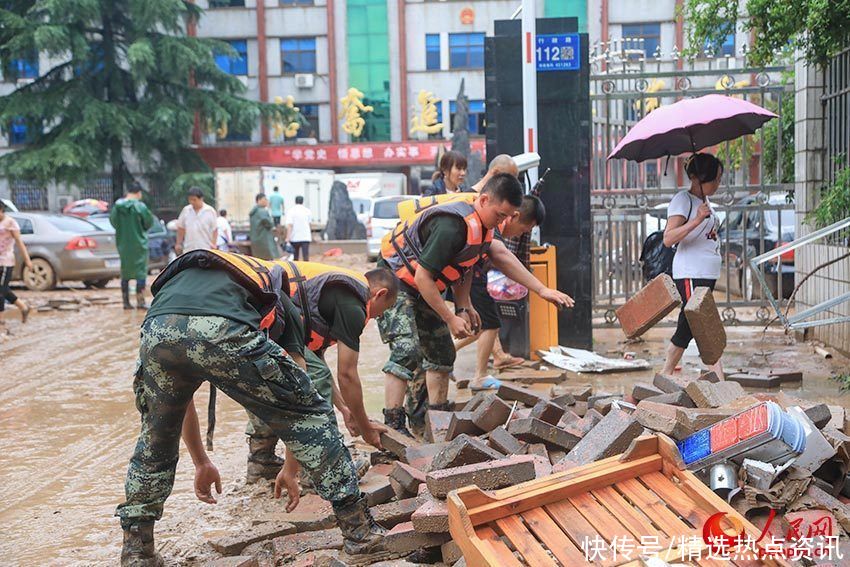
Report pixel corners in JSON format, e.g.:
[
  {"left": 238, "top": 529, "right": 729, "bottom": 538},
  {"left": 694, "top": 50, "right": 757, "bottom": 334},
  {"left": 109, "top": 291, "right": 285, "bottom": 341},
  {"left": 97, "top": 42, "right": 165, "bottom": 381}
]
[
  {"left": 194, "top": 461, "right": 222, "bottom": 504},
  {"left": 274, "top": 459, "right": 301, "bottom": 513},
  {"left": 448, "top": 315, "right": 472, "bottom": 339},
  {"left": 341, "top": 407, "right": 360, "bottom": 437},
  {"left": 460, "top": 307, "right": 482, "bottom": 335},
  {"left": 539, "top": 287, "right": 575, "bottom": 310},
  {"left": 361, "top": 421, "right": 388, "bottom": 450}
]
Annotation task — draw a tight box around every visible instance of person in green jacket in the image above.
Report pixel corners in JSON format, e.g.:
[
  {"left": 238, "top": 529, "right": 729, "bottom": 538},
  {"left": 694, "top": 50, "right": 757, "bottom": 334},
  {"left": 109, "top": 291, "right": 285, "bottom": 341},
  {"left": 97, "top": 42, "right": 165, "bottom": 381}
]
[
  {"left": 110, "top": 184, "right": 154, "bottom": 310},
  {"left": 249, "top": 193, "right": 279, "bottom": 260}
]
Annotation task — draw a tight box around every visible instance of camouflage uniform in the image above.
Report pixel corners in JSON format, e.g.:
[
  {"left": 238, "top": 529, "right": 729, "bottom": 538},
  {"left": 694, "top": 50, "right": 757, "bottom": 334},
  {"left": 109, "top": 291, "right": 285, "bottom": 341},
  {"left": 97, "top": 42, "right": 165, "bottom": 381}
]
[
  {"left": 377, "top": 289, "right": 455, "bottom": 381},
  {"left": 116, "top": 314, "right": 359, "bottom": 528},
  {"left": 245, "top": 348, "right": 335, "bottom": 436}
]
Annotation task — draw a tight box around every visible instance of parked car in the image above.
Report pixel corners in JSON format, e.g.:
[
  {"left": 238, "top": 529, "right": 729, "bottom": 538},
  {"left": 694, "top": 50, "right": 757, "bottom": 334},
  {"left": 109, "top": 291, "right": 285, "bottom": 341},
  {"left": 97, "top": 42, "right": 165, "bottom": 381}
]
[
  {"left": 87, "top": 212, "right": 175, "bottom": 272},
  {"left": 365, "top": 195, "right": 417, "bottom": 261},
  {"left": 9, "top": 213, "right": 121, "bottom": 290},
  {"left": 715, "top": 194, "right": 796, "bottom": 300},
  {"left": 1, "top": 198, "right": 19, "bottom": 212}
]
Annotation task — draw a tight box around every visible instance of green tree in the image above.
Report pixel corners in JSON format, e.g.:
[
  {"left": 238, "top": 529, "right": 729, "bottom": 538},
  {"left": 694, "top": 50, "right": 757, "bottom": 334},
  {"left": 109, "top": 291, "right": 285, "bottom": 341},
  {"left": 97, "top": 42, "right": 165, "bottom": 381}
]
[
  {"left": 0, "top": 0, "right": 297, "bottom": 201},
  {"left": 681, "top": 0, "right": 850, "bottom": 66}
]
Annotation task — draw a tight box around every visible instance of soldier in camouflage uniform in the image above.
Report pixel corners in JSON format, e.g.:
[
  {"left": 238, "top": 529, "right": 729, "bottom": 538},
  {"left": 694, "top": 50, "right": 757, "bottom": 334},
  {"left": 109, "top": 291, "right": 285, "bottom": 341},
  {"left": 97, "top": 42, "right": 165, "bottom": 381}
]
[{"left": 116, "top": 252, "right": 387, "bottom": 567}]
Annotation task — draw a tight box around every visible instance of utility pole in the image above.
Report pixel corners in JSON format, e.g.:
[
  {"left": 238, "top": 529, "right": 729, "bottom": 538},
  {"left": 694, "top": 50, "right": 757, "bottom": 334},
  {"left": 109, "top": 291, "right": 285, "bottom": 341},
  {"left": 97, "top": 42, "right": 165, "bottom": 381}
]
[{"left": 520, "top": 0, "right": 538, "bottom": 187}]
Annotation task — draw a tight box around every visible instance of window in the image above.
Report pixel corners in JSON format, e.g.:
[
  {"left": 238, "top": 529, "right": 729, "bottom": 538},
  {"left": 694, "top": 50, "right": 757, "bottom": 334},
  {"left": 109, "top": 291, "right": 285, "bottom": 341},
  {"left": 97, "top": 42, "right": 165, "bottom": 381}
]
[
  {"left": 281, "top": 38, "right": 317, "bottom": 74},
  {"left": 449, "top": 33, "right": 484, "bottom": 69},
  {"left": 14, "top": 217, "right": 34, "bottom": 235},
  {"left": 450, "top": 99, "right": 485, "bottom": 135},
  {"left": 8, "top": 117, "right": 30, "bottom": 145},
  {"left": 47, "top": 215, "right": 101, "bottom": 233},
  {"left": 297, "top": 103, "right": 320, "bottom": 139},
  {"left": 215, "top": 40, "right": 248, "bottom": 75},
  {"left": 705, "top": 24, "right": 735, "bottom": 57},
  {"left": 208, "top": 0, "right": 245, "bottom": 7},
  {"left": 621, "top": 23, "right": 661, "bottom": 59},
  {"left": 280, "top": 0, "right": 314, "bottom": 5},
  {"left": 5, "top": 52, "right": 39, "bottom": 80},
  {"left": 223, "top": 126, "right": 252, "bottom": 142},
  {"left": 426, "top": 34, "right": 441, "bottom": 70},
  {"left": 373, "top": 199, "right": 403, "bottom": 219}
]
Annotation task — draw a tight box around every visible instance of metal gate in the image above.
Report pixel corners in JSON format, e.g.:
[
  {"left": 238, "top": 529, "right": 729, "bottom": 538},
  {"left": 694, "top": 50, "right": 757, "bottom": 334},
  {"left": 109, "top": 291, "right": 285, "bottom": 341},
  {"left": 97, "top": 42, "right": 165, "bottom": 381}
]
[{"left": 589, "top": 39, "right": 795, "bottom": 327}]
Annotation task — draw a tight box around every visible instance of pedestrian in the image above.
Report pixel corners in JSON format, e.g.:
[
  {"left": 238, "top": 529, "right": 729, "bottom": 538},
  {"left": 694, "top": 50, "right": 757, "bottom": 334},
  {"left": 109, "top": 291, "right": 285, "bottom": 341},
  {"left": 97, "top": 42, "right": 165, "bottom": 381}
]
[
  {"left": 269, "top": 186, "right": 285, "bottom": 227},
  {"left": 661, "top": 152, "right": 725, "bottom": 379},
  {"left": 0, "top": 200, "right": 32, "bottom": 327},
  {"left": 249, "top": 193, "right": 278, "bottom": 260},
  {"left": 285, "top": 195, "right": 312, "bottom": 261},
  {"left": 216, "top": 209, "right": 233, "bottom": 251},
  {"left": 116, "top": 249, "right": 389, "bottom": 566},
  {"left": 377, "top": 174, "right": 573, "bottom": 435},
  {"left": 174, "top": 187, "right": 217, "bottom": 255},
  {"left": 110, "top": 184, "right": 155, "bottom": 310},
  {"left": 422, "top": 150, "right": 468, "bottom": 196}
]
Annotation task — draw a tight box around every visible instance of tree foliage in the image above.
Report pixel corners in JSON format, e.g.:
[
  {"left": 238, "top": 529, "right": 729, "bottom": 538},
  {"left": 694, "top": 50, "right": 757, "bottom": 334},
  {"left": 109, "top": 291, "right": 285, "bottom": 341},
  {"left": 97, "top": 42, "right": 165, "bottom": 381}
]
[
  {"left": 682, "top": 0, "right": 850, "bottom": 67},
  {"left": 0, "top": 0, "right": 297, "bottom": 200}
]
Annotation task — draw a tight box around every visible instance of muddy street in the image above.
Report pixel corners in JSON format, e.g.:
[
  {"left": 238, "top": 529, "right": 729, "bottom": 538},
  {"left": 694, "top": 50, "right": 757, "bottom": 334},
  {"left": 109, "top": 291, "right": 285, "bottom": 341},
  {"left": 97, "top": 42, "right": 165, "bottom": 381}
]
[{"left": 0, "top": 254, "right": 847, "bottom": 566}]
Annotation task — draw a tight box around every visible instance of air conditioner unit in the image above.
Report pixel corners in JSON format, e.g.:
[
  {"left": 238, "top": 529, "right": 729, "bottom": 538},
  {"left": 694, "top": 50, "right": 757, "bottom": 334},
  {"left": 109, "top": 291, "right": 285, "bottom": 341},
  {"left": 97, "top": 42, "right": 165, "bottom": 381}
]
[
  {"left": 237, "top": 75, "right": 249, "bottom": 87},
  {"left": 294, "top": 73, "right": 314, "bottom": 89}
]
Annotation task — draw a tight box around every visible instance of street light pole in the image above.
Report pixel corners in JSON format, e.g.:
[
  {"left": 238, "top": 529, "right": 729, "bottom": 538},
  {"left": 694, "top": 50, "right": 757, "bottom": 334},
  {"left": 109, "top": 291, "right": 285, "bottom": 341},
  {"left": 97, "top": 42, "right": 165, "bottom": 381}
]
[{"left": 520, "top": 0, "right": 538, "bottom": 187}]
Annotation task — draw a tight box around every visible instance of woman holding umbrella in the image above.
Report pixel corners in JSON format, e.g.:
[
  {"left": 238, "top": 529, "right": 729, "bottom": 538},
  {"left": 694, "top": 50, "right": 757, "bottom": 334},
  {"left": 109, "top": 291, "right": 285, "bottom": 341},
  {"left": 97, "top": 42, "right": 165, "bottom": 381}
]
[{"left": 661, "top": 153, "right": 725, "bottom": 378}]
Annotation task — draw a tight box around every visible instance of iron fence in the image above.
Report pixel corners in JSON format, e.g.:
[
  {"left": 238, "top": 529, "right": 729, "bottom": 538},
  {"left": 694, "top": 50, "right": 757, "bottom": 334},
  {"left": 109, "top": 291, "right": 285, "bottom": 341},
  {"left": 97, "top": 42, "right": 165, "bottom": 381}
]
[
  {"left": 10, "top": 179, "right": 47, "bottom": 210},
  {"left": 589, "top": 39, "right": 796, "bottom": 327},
  {"left": 822, "top": 43, "right": 850, "bottom": 246}
]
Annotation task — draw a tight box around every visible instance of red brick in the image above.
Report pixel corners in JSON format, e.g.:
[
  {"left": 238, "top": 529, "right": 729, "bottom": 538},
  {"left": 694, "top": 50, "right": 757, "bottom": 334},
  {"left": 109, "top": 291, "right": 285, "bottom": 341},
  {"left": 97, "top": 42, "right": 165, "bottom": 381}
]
[
  {"left": 507, "top": 418, "right": 582, "bottom": 451},
  {"left": 429, "top": 433, "right": 503, "bottom": 471},
  {"left": 379, "top": 429, "right": 419, "bottom": 462},
  {"left": 615, "top": 274, "right": 680, "bottom": 338},
  {"left": 642, "top": 390, "right": 696, "bottom": 408},
  {"left": 529, "top": 399, "right": 566, "bottom": 425},
  {"left": 497, "top": 382, "right": 544, "bottom": 407},
  {"left": 372, "top": 496, "right": 425, "bottom": 528},
  {"left": 470, "top": 395, "right": 513, "bottom": 432},
  {"left": 632, "top": 382, "right": 665, "bottom": 401},
  {"left": 210, "top": 522, "right": 297, "bottom": 555},
  {"left": 462, "top": 391, "right": 490, "bottom": 412},
  {"left": 426, "top": 455, "right": 537, "bottom": 497},
  {"left": 555, "top": 409, "right": 643, "bottom": 469},
  {"left": 634, "top": 400, "right": 690, "bottom": 440},
  {"left": 572, "top": 401, "right": 588, "bottom": 417},
  {"left": 206, "top": 557, "right": 258, "bottom": 567},
  {"left": 389, "top": 461, "right": 426, "bottom": 498},
  {"left": 404, "top": 442, "right": 448, "bottom": 471},
  {"left": 653, "top": 372, "right": 697, "bottom": 394},
  {"left": 525, "top": 443, "right": 549, "bottom": 459},
  {"left": 425, "top": 410, "right": 453, "bottom": 443},
  {"left": 498, "top": 368, "right": 567, "bottom": 384},
  {"left": 359, "top": 468, "right": 395, "bottom": 506},
  {"left": 411, "top": 495, "right": 449, "bottom": 533},
  {"left": 685, "top": 380, "right": 746, "bottom": 409},
  {"left": 677, "top": 407, "right": 737, "bottom": 432},
  {"left": 446, "top": 411, "right": 484, "bottom": 441},
  {"left": 271, "top": 528, "right": 343, "bottom": 563},
  {"left": 384, "top": 521, "right": 451, "bottom": 553},
  {"left": 804, "top": 403, "right": 832, "bottom": 429},
  {"left": 531, "top": 455, "right": 553, "bottom": 478},
  {"left": 562, "top": 384, "right": 593, "bottom": 401},
  {"left": 441, "top": 541, "right": 464, "bottom": 565},
  {"left": 487, "top": 426, "right": 524, "bottom": 455},
  {"left": 550, "top": 393, "right": 576, "bottom": 408},
  {"left": 684, "top": 287, "right": 727, "bottom": 365},
  {"left": 725, "top": 372, "right": 780, "bottom": 388}
]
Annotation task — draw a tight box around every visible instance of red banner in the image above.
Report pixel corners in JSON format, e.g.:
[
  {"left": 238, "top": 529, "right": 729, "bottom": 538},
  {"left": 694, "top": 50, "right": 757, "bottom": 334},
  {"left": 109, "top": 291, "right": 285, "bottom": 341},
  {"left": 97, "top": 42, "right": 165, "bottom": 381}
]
[{"left": 197, "top": 139, "right": 486, "bottom": 169}]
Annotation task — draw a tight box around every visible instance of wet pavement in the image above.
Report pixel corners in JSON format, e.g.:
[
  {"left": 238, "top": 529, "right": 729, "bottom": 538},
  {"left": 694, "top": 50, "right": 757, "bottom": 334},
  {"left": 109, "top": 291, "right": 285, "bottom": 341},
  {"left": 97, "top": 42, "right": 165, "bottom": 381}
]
[{"left": 0, "top": 254, "right": 847, "bottom": 565}]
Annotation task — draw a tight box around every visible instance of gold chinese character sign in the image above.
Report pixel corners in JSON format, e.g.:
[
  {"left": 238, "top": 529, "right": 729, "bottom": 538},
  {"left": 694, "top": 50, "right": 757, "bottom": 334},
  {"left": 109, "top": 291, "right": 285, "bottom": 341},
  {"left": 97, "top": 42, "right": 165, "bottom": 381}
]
[
  {"left": 410, "top": 90, "right": 443, "bottom": 136},
  {"left": 341, "top": 87, "right": 373, "bottom": 138}
]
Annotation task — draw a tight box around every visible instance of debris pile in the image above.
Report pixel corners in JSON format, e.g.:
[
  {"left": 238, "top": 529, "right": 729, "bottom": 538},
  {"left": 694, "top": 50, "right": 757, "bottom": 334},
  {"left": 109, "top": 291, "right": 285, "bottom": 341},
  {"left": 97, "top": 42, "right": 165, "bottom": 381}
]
[{"left": 202, "top": 360, "right": 850, "bottom": 565}]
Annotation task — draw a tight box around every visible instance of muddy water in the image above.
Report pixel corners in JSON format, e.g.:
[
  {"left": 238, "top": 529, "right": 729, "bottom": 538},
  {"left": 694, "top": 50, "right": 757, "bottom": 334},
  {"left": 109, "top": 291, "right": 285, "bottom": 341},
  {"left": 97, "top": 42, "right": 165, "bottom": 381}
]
[{"left": 0, "top": 280, "right": 847, "bottom": 565}]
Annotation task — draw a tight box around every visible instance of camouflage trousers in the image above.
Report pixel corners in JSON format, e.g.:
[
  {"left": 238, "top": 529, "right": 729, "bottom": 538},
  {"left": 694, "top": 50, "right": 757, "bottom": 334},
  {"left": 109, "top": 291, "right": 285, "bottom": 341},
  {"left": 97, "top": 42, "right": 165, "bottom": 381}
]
[
  {"left": 246, "top": 348, "right": 335, "bottom": 437},
  {"left": 116, "top": 315, "right": 359, "bottom": 528}
]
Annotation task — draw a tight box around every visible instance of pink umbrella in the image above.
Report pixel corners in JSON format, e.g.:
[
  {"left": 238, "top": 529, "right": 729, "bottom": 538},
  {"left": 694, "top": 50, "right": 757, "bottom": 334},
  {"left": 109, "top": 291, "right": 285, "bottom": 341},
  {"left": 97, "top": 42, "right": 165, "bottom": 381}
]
[{"left": 607, "top": 94, "right": 777, "bottom": 162}]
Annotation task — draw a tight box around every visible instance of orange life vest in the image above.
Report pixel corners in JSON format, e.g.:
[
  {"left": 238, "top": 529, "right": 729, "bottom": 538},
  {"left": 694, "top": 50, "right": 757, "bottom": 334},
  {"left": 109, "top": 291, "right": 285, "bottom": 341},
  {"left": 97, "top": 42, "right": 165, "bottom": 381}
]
[
  {"left": 380, "top": 200, "right": 494, "bottom": 292},
  {"left": 151, "top": 249, "right": 287, "bottom": 332},
  {"left": 275, "top": 260, "right": 370, "bottom": 352}
]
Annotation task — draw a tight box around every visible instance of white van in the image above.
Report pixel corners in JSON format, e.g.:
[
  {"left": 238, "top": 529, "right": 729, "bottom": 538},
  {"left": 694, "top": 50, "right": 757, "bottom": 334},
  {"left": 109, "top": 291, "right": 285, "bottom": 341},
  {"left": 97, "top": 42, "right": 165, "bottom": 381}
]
[{"left": 365, "top": 195, "right": 417, "bottom": 261}]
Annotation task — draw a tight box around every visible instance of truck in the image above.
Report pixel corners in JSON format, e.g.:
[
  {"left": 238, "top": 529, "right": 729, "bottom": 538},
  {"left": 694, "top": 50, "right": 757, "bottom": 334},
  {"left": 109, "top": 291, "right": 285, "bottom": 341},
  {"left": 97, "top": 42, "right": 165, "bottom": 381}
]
[
  {"left": 214, "top": 166, "right": 336, "bottom": 231},
  {"left": 335, "top": 172, "right": 408, "bottom": 225}
]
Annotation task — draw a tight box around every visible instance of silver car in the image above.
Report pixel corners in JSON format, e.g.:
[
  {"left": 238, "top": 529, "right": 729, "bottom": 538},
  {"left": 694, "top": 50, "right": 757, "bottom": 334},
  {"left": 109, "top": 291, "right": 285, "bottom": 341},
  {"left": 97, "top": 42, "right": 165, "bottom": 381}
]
[
  {"left": 365, "top": 195, "right": 417, "bottom": 261},
  {"left": 9, "top": 212, "right": 121, "bottom": 291}
]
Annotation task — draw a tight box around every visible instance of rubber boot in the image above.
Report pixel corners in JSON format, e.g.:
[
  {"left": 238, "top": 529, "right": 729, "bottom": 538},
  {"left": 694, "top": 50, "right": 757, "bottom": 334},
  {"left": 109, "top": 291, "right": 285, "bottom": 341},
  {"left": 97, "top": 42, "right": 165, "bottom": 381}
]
[
  {"left": 121, "top": 522, "right": 165, "bottom": 567},
  {"left": 121, "top": 281, "right": 132, "bottom": 310},
  {"left": 136, "top": 288, "right": 148, "bottom": 310},
  {"left": 246, "top": 436, "right": 284, "bottom": 483},
  {"left": 382, "top": 407, "right": 413, "bottom": 438},
  {"left": 333, "top": 494, "right": 387, "bottom": 556}
]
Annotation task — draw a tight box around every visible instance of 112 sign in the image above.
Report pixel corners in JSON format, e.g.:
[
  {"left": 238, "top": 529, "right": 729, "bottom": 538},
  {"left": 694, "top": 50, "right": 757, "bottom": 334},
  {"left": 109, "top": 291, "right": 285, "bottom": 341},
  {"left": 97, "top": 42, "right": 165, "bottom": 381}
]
[{"left": 536, "top": 33, "right": 580, "bottom": 72}]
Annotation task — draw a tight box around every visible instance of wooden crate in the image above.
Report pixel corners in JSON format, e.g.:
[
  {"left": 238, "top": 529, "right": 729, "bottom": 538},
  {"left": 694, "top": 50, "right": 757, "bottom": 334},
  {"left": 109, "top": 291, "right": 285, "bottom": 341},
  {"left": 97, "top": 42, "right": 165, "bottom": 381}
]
[{"left": 448, "top": 435, "right": 790, "bottom": 567}]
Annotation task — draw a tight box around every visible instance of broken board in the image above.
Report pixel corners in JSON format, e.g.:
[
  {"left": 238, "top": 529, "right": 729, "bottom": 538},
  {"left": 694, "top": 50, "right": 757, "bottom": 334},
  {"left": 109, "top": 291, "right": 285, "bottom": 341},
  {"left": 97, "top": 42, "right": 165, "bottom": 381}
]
[
  {"left": 448, "top": 435, "right": 791, "bottom": 567},
  {"left": 538, "top": 346, "right": 649, "bottom": 374}
]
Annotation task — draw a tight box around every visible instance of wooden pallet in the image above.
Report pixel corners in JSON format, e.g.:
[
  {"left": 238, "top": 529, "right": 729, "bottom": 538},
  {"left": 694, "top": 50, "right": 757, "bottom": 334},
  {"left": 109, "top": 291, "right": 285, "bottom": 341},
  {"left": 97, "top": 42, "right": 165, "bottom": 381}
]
[{"left": 448, "top": 435, "right": 790, "bottom": 567}]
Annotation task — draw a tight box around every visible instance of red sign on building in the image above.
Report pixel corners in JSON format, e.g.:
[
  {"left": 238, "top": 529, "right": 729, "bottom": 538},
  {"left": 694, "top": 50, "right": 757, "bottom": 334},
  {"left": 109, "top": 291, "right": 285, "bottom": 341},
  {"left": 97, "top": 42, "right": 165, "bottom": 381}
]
[{"left": 197, "top": 140, "right": 487, "bottom": 170}]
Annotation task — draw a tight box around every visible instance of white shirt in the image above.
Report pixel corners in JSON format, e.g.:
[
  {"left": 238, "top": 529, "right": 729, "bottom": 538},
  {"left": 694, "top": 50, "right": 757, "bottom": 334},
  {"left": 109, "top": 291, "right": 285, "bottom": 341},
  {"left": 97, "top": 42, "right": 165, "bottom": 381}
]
[
  {"left": 668, "top": 190, "right": 721, "bottom": 279},
  {"left": 176, "top": 203, "right": 218, "bottom": 253},
  {"left": 285, "top": 204, "right": 312, "bottom": 243},
  {"left": 216, "top": 216, "right": 233, "bottom": 248}
]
